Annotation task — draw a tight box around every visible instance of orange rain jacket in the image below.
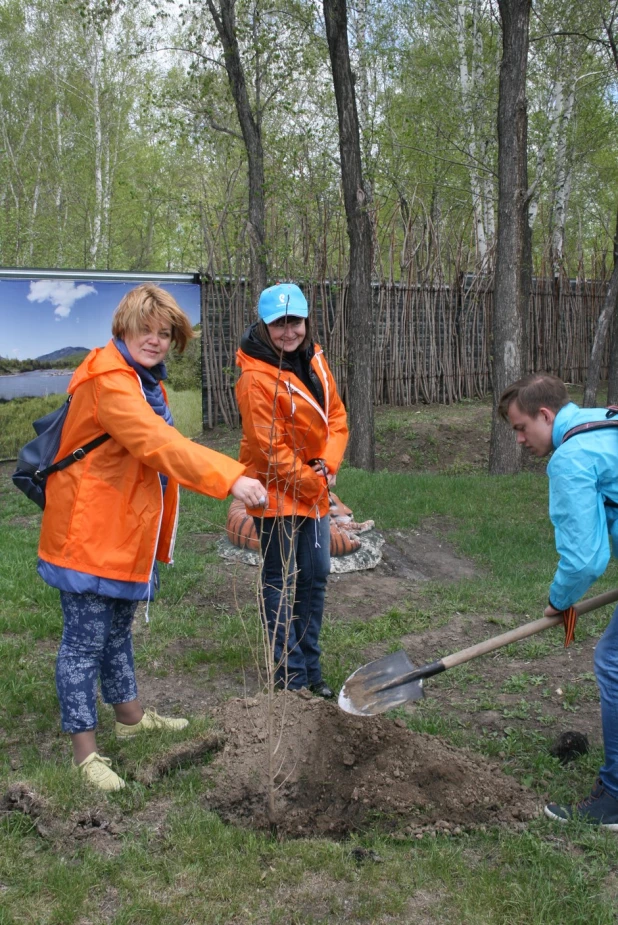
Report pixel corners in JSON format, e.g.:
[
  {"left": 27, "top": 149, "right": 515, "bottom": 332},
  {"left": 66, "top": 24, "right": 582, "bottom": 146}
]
[
  {"left": 39, "top": 340, "right": 245, "bottom": 585},
  {"left": 235, "top": 343, "right": 348, "bottom": 518}
]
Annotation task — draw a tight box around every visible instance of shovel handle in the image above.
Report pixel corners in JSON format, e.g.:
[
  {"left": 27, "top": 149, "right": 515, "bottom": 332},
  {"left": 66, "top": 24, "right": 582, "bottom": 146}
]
[{"left": 442, "top": 586, "right": 618, "bottom": 672}]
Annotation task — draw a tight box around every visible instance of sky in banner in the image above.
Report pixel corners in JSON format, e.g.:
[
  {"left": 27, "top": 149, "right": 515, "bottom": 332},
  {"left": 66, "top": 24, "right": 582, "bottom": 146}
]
[{"left": 0, "top": 278, "right": 201, "bottom": 360}]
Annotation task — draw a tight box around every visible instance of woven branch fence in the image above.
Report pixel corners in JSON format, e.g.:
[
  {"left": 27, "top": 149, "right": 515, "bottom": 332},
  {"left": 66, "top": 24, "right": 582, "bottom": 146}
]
[{"left": 200, "top": 275, "right": 609, "bottom": 428}]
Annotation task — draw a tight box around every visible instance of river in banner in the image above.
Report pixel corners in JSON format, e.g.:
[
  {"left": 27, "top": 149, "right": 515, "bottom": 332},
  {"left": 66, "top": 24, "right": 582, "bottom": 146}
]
[{"left": 0, "top": 370, "right": 73, "bottom": 400}]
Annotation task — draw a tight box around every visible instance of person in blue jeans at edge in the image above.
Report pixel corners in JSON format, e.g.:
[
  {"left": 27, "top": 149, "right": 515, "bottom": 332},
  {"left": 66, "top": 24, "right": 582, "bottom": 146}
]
[
  {"left": 500, "top": 372, "right": 618, "bottom": 829},
  {"left": 235, "top": 283, "right": 349, "bottom": 698}
]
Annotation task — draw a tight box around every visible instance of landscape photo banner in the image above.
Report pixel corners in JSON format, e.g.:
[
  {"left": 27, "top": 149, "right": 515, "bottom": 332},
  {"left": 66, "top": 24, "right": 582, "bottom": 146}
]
[{"left": 0, "top": 277, "right": 201, "bottom": 362}]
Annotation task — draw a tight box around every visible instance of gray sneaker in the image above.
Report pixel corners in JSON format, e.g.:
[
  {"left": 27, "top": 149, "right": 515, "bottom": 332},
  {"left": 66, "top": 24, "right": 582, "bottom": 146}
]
[{"left": 544, "top": 779, "right": 618, "bottom": 829}]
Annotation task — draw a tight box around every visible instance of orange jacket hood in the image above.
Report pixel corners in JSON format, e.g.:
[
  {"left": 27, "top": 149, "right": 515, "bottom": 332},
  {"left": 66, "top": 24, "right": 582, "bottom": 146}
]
[{"left": 67, "top": 340, "right": 130, "bottom": 392}]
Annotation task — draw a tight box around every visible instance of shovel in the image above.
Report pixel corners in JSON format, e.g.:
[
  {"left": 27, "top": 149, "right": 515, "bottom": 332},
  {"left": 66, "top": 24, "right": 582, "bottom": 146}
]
[{"left": 338, "top": 587, "right": 618, "bottom": 716}]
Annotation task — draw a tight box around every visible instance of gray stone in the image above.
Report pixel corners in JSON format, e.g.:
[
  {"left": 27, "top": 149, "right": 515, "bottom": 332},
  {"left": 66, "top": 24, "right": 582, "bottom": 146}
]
[{"left": 217, "top": 528, "right": 385, "bottom": 573}]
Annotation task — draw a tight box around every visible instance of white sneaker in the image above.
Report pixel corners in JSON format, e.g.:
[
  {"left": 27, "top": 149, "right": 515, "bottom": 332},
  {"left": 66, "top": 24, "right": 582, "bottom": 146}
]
[
  {"left": 115, "top": 707, "right": 189, "bottom": 739},
  {"left": 74, "top": 752, "right": 125, "bottom": 792}
]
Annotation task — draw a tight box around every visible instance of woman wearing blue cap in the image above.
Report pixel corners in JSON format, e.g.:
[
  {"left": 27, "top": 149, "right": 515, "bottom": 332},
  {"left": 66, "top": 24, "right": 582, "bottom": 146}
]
[{"left": 236, "top": 283, "right": 349, "bottom": 696}]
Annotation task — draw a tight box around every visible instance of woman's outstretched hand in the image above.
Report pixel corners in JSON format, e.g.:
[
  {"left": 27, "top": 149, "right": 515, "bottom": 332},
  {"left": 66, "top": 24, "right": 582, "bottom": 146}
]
[{"left": 230, "top": 476, "right": 267, "bottom": 507}]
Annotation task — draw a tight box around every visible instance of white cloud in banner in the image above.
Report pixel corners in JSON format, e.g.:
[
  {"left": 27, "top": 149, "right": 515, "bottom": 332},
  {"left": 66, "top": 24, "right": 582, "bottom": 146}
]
[{"left": 27, "top": 280, "right": 97, "bottom": 320}]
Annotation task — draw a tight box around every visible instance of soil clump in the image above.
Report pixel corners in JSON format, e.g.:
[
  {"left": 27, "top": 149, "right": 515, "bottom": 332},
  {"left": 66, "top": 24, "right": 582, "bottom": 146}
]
[
  {"left": 1, "top": 782, "right": 125, "bottom": 853},
  {"left": 202, "top": 691, "right": 540, "bottom": 838}
]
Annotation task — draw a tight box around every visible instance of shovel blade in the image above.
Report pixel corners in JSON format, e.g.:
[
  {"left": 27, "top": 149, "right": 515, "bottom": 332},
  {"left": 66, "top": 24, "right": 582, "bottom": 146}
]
[{"left": 338, "top": 650, "right": 424, "bottom": 716}]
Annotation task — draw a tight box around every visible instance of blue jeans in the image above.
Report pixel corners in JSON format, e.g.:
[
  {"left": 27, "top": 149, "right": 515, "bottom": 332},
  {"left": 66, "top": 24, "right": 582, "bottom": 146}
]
[
  {"left": 594, "top": 603, "right": 618, "bottom": 798},
  {"left": 254, "top": 515, "right": 331, "bottom": 690},
  {"left": 56, "top": 591, "right": 138, "bottom": 733}
]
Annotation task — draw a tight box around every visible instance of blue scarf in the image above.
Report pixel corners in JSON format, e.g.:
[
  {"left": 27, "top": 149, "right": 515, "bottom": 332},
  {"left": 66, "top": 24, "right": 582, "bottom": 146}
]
[{"left": 114, "top": 338, "right": 174, "bottom": 427}]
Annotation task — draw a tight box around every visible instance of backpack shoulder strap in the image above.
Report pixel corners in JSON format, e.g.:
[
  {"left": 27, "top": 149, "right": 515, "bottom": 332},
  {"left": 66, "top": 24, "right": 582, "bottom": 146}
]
[
  {"left": 35, "top": 433, "right": 111, "bottom": 482},
  {"left": 562, "top": 406, "right": 618, "bottom": 444}
]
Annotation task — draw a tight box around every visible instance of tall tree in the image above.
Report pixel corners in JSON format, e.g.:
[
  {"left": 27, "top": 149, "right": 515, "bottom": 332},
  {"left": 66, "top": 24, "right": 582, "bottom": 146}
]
[
  {"left": 323, "top": 0, "right": 375, "bottom": 470},
  {"left": 455, "top": 0, "right": 496, "bottom": 268},
  {"left": 489, "top": 0, "right": 532, "bottom": 475},
  {"left": 583, "top": 3, "right": 618, "bottom": 402},
  {"left": 584, "top": 202, "right": 618, "bottom": 405},
  {"left": 205, "top": 0, "right": 267, "bottom": 302},
  {"left": 4, "top": 0, "right": 618, "bottom": 298},
  {"left": 607, "top": 216, "right": 618, "bottom": 404}
]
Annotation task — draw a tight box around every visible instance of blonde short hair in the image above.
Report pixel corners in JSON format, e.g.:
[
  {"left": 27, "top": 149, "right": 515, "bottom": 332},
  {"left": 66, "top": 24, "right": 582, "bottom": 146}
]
[{"left": 111, "top": 283, "right": 195, "bottom": 353}]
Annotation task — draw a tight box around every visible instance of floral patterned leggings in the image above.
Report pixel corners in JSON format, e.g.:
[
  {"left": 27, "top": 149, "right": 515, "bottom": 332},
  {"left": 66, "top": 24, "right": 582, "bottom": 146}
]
[{"left": 56, "top": 591, "right": 138, "bottom": 734}]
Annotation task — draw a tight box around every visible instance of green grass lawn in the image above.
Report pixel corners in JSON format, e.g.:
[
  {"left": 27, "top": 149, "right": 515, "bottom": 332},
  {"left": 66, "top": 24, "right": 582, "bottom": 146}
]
[{"left": 1, "top": 395, "right": 618, "bottom": 924}]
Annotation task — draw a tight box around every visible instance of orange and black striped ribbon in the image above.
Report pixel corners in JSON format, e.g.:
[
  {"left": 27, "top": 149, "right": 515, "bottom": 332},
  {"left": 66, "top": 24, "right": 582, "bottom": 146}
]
[{"left": 561, "top": 606, "right": 578, "bottom": 647}]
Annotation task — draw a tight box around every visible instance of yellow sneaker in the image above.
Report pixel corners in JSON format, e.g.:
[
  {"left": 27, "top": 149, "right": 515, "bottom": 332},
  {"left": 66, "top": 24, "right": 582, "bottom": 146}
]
[
  {"left": 74, "top": 753, "right": 125, "bottom": 792},
  {"left": 115, "top": 707, "right": 189, "bottom": 739}
]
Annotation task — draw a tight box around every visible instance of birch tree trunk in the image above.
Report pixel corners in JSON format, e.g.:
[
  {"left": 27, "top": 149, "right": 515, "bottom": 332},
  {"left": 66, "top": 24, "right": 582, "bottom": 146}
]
[
  {"left": 608, "top": 280, "right": 618, "bottom": 406},
  {"left": 456, "top": 0, "right": 494, "bottom": 266},
  {"left": 587, "top": 15, "right": 618, "bottom": 403},
  {"left": 0, "top": 106, "right": 35, "bottom": 263},
  {"left": 549, "top": 80, "right": 575, "bottom": 274},
  {"left": 527, "top": 77, "right": 560, "bottom": 231},
  {"left": 88, "top": 32, "right": 103, "bottom": 267},
  {"left": 28, "top": 116, "right": 43, "bottom": 262},
  {"left": 586, "top": 204, "right": 618, "bottom": 406},
  {"left": 324, "top": 0, "right": 375, "bottom": 470},
  {"left": 489, "top": 0, "right": 531, "bottom": 475},
  {"left": 207, "top": 0, "right": 268, "bottom": 304},
  {"left": 102, "top": 97, "right": 122, "bottom": 268},
  {"left": 54, "top": 96, "right": 66, "bottom": 265},
  {"left": 350, "top": 0, "right": 373, "bottom": 185}
]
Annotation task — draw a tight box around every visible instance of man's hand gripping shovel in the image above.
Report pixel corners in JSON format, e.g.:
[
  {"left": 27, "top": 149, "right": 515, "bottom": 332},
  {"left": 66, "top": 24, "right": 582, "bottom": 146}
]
[{"left": 339, "top": 588, "right": 618, "bottom": 717}]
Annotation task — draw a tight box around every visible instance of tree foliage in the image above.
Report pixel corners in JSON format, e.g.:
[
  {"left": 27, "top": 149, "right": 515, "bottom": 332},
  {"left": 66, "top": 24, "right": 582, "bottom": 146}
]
[{"left": 0, "top": 0, "right": 616, "bottom": 281}]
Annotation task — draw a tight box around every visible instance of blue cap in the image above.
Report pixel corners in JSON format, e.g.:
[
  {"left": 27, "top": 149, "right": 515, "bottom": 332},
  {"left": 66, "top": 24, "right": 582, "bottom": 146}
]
[{"left": 257, "top": 283, "right": 308, "bottom": 324}]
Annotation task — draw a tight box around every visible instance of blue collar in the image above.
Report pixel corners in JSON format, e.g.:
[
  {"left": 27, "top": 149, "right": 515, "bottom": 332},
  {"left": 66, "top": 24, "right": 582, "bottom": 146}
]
[{"left": 552, "top": 401, "right": 611, "bottom": 448}]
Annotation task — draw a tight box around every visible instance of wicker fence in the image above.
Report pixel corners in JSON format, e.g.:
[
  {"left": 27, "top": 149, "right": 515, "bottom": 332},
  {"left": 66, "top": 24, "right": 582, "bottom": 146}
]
[{"left": 200, "top": 276, "right": 609, "bottom": 428}]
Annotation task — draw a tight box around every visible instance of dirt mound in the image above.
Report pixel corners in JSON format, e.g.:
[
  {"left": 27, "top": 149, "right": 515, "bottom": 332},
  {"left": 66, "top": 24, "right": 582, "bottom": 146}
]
[{"left": 203, "top": 692, "right": 540, "bottom": 838}]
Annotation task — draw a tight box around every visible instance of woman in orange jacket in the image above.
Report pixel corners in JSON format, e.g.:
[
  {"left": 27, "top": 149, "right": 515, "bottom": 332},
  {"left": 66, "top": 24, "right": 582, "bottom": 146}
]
[
  {"left": 236, "top": 283, "right": 348, "bottom": 696},
  {"left": 40, "top": 284, "right": 265, "bottom": 791}
]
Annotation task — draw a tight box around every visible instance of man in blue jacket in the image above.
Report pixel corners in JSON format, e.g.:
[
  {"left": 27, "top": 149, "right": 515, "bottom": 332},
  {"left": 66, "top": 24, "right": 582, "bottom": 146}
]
[{"left": 499, "top": 372, "right": 618, "bottom": 829}]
